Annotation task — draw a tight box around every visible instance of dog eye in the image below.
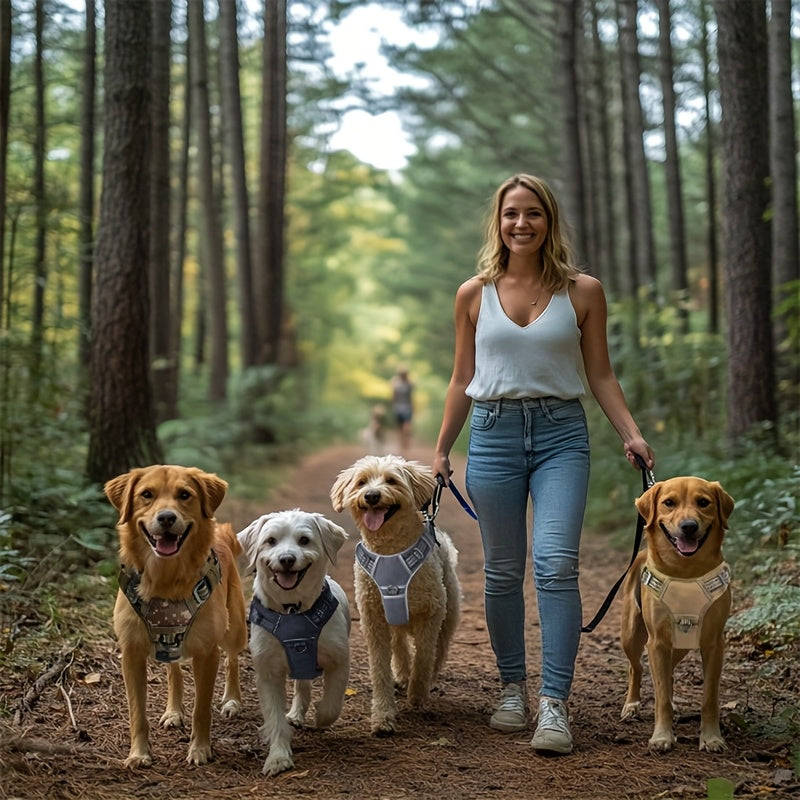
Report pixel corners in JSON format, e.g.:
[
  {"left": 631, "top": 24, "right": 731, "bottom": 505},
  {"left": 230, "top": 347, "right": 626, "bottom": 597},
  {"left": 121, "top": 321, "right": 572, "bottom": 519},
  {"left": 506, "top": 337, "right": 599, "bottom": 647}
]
[
  {"left": 141, "top": 489, "right": 153, "bottom": 500},
  {"left": 266, "top": 536, "right": 276, "bottom": 546},
  {"left": 178, "top": 490, "right": 192, "bottom": 501},
  {"left": 662, "top": 498, "right": 675, "bottom": 508},
  {"left": 298, "top": 536, "right": 310, "bottom": 546},
  {"left": 697, "top": 497, "right": 711, "bottom": 508}
]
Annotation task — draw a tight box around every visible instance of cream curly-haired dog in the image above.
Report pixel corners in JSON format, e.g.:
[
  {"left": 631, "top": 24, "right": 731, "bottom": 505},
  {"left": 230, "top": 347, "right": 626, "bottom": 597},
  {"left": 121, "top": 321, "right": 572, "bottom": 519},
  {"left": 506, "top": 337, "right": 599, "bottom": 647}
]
[{"left": 330, "top": 454, "right": 460, "bottom": 736}]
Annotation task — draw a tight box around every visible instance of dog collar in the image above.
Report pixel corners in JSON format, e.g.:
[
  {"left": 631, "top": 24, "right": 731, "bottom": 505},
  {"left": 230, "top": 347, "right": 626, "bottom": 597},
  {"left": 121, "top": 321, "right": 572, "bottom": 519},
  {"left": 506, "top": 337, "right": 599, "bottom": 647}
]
[
  {"left": 355, "top": 520, "right": 437, "bottom": 626},
  {"left": 641, "top": 561, "right": 731, "bottom": 650},
  {"left": 249, "top": 579, "right": 339, "bottom": 680},
  {"left": 118, "top": 550, "right": 222, "bottom": 663}
]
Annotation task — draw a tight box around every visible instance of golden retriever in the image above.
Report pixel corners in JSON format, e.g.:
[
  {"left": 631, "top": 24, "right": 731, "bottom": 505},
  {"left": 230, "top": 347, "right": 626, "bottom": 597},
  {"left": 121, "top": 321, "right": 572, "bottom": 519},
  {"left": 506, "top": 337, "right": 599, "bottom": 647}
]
[
  {"left": 237, "top": 509, "right": 351, "bottom": 776},
  {"left": 105, "top": 465, "right": 247, "bottom": 767},
  {"left": 330, "top": 454, "right": 460, "bottom": 736},
  {"left": 620, "top": 476, "right": 735, "bottom": 752}
]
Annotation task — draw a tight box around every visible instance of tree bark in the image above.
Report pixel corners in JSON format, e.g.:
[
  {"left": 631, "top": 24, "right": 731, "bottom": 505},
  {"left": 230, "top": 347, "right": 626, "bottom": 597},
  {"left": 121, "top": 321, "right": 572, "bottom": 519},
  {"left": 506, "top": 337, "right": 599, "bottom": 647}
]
[
  {"left": 714, "top": 0, "right": 775, "bottom": 443},
  {"left": 219, "top": 0, "right": 258, "bottom": 368},
  {"left": 87, "top": 0, "right": 161, "bottom": 482},
  {"left": 188, "top": 0, "right": 228, "bottom": 401},
  {"left": 149, "top": 0, "right": 174, "bottom": 422},
  {"left": 656, "top": 0, "right": 688, "bottom": 330}
]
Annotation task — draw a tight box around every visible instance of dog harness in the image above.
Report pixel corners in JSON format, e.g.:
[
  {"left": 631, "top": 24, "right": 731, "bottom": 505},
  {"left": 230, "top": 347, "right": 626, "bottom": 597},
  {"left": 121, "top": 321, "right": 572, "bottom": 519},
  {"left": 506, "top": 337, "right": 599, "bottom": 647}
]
[
  {"left": 355, "top": 521, "right": 437, "bottom": 626},
  {"left": 640, "top": 561, "right": 731, "bottom": 650},
  {"left": 118, "top": 551, "right": 222, "bottom": 663},
  {"left": 248, "top": 580, "right": 339, "bottom": 680}
]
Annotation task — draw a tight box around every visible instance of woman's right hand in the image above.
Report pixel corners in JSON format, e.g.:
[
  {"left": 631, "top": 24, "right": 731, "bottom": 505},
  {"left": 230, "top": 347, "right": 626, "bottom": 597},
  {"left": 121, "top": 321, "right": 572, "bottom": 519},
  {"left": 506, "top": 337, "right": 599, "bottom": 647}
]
[{"left": 432, "top": 454, "right": 453, "bottom": 486}]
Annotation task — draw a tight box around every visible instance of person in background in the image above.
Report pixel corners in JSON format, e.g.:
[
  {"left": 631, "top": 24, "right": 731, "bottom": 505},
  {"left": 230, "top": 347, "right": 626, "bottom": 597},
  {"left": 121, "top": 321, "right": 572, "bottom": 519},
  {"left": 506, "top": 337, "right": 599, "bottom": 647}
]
[
  {"left": 391, "top": 366, "right": 414, "bottom": 454},
  {"left": 431, "top": 173, "right": 654, "bottom": 755}
]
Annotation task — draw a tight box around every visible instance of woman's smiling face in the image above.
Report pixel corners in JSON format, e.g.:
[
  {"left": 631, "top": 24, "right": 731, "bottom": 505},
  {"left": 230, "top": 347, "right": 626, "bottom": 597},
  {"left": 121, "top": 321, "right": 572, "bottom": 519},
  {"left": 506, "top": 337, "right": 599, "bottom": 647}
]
[{"left": 499, "top": 184, "right": 549, "bottom": 260}]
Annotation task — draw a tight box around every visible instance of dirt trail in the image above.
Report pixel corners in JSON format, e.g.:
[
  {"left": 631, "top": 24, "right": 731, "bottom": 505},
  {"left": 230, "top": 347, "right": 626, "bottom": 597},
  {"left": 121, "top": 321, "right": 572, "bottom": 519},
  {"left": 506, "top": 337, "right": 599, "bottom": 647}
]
[{"left": 1, "top": 442, "right": 797, "bottom": 799}]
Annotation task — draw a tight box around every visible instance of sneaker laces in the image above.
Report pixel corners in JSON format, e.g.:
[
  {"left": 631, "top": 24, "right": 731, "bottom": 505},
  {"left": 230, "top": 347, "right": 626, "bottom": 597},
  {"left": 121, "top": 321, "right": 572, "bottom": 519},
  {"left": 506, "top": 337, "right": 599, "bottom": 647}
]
[
  {"left": 537, "top": 697, "right": 569, "bottom": 733},
  {"left": 497, "top": 683, "right": 525, "bottom": 714}
]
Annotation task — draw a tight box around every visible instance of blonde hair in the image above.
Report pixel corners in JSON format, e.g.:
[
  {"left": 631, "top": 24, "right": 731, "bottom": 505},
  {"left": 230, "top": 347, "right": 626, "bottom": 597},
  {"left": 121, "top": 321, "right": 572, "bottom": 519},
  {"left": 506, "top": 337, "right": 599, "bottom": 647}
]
[{"left": 476, "top": 174, "right": 582, "bottom": 291}]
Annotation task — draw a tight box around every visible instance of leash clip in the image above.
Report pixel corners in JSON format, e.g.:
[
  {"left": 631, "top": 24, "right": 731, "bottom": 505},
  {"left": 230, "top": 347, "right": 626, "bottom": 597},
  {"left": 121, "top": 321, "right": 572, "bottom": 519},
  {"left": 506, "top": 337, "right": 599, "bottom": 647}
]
[{"left": 633, "top": 453, "right": 656, "bottom": 489}]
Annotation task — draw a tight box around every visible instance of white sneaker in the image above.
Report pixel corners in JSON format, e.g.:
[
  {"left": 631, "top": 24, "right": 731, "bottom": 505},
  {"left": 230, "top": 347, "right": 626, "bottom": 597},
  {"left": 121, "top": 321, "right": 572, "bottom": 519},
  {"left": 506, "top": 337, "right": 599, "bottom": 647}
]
[
  {"left": 530, "top": 696, "right": 572, "bottom": 754},
  {"left": 489, "top": 682, "right": 528, "bottom": 732}
]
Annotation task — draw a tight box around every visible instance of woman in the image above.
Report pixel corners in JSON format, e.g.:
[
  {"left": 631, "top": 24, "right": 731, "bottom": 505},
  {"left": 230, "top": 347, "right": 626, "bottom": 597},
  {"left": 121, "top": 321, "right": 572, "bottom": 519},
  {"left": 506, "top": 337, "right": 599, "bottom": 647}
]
[{"left": 432, "top": 174, "right": 654, "bottom": 755}]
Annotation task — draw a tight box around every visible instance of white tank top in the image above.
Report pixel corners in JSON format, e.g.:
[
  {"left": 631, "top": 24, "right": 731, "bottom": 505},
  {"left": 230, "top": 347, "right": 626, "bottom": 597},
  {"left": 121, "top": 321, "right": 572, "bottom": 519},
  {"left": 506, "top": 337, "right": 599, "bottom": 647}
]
[{"left": 465, "top": 282, "right": 587, "bottom": 401}]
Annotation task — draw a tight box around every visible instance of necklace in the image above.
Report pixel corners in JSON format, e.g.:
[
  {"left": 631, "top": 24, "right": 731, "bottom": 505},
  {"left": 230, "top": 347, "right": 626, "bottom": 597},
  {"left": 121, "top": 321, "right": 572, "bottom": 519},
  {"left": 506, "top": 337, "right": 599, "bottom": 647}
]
[{"left": 529, "top": 285, "right": 543, "bottom": 306}]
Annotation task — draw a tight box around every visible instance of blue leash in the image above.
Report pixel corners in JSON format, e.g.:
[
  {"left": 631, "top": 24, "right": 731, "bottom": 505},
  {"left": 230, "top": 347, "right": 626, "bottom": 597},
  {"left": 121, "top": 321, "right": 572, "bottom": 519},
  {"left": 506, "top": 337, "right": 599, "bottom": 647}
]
[{"left": 433, "top": 474, "right": 478, "bottom": 520}]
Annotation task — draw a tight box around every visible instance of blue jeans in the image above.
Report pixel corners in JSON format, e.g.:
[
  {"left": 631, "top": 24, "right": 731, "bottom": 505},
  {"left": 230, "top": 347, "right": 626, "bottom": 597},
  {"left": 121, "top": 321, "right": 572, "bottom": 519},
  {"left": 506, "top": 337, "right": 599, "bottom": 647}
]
[{"left": 465, "top": 397, "right": 590, "bottom": 700}]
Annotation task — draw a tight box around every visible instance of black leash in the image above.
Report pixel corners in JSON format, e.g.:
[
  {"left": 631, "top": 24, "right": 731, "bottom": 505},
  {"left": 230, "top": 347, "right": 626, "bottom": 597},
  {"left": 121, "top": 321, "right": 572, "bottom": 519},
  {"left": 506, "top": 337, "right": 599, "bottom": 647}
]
[{"left": 580, "top": 454, "right": 656, "bottom": 634}]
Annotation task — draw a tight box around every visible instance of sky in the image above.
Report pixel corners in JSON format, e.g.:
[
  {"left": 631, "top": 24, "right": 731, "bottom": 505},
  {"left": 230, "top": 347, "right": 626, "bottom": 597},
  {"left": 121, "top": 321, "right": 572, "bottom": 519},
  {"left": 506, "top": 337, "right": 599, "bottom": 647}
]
[{"left": 324, "top": 6, "right": 437, "bottom": 171}]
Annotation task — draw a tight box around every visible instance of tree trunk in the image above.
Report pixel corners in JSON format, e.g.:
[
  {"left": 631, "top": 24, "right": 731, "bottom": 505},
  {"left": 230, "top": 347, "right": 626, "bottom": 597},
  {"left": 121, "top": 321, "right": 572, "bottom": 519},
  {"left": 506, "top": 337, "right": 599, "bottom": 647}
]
[
  {"left": 714, "top": 0, "right": 776, "bottom": 443},
  {"left": 617, "top": 0, "right": 657, "bottom": 298},
  {"left": 87, "top": 0, "right": 162, "bottom": 483},
  {"left": 768, "top": 0, "right": 799, "bottom": 401},
  {"left": 31, "top": 0, "right": 46, "bottom": 393},
  {"left": 656, "top": 0, "right": 688, "bottom": 330},
  {"left": 78, "top": 0, "right": 96, "bottom": 376},
  {"left": 699, "top": 0, "right": 720, "bottom": 334},
  {"left": 0, "top": 0, "right": 10, "bottom": 325},
  {"left": 219, "top": 0, "right": 258, "bottom": 368},
  {"left": 256, "top": 0, "right": 287, "bottom": 365},
  {"left": 149, "top": 0, "right": 174, "bottom": 423},
  {"left": 555, "top": 0, "right": 587, "bottom": 264},
  {"left": 188, "top": 0, "right": 228, "bottom": 402}
]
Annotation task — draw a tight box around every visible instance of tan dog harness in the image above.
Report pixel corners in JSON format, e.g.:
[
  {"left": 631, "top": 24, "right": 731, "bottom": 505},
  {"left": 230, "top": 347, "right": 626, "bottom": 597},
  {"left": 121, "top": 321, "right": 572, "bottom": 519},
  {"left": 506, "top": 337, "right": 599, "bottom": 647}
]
[
  {"left": 118, "top": 551, "right": 221, "bottom": 663},
  {"left": 640, "top": 561, "right": 731, "bottom": 649}
]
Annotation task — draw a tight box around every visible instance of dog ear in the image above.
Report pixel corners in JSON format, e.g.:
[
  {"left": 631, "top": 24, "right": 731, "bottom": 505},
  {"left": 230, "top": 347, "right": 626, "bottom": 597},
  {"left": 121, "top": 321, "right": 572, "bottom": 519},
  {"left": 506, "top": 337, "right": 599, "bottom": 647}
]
[
  {"left": 312, "top": 514, "right": 349, "bottom": 565},
  {"left": 104, "top": 469, "right": 141, "bottom": 523},
  {"left": 710, "top": 482, "right": 735, "bottom": 528},
  {"left": 237, "top": 516, "right": 267, "bottom": 574},
  {"left": 329, "top": 467, "right": 354, "bottom": 513},
  {"left": 403, "top": 461, "right": 437, "bottom": 508},
  {"left": 191, "top": 469, "right": 228, "bottom": 517},
  {"left": 634, "top": 482, "right": 661, "bottom": 527}
]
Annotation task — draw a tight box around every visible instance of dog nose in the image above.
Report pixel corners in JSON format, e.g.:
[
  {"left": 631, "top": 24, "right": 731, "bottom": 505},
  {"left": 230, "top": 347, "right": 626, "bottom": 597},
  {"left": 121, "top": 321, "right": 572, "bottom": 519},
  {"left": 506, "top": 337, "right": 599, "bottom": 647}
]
[
  {"left": 279, "top": 554, "right": 296, "bottom": 570},
  {"left": 365, "top": 490, "right": 381, "bottom": 506},
  {"left": 679, "top": 519, "right": 699, "bottom": 536},
  {"left": 156, "top": 510, "right": 177, "bottom": 528}
]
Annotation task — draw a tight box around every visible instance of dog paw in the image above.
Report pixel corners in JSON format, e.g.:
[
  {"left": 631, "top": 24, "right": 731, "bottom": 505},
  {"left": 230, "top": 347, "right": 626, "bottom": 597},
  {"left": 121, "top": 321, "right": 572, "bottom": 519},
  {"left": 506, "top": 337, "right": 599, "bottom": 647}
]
[
  {"left": 699, "top": 735, "right": 726, "bottom": 752},
  {"left": 371, "top": 718, "right": 397, "bottom": 737},
  {"left": 220, "top": 699, "right": 242, "bottom": 719},
  {"left": 263, "top": 753, "right": 294, "bottom": 776},
  {"left": 187, "top": 743, "right": 213, "bottom": 765},
  {"left": 620, "top": 702, "right": 641, "bottom": 720},
  {"left": 648, "top": 732, "right": 675, "bottom": 753},
  {"left": 123, "top": 751, "right": 152, "bottom": 769},
  {"left": 159, "top": 710, "right": 185, "bottom": 729}
]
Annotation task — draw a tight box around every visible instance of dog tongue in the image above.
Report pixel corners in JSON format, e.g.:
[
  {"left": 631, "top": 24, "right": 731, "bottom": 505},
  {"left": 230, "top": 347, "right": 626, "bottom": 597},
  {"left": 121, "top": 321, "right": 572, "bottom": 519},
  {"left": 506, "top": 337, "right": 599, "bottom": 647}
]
[
  {"left": 156, "top": 535, "right": 179, "bottom": 556},
  {"left": 274, "top": 571, "right": 300, "bottom": 590},
  {"left": 677, "top": 538, "right": 699, "bottom": 555},
  {"left": 364, "top": 508, "right": 386, "bottom": 532}
]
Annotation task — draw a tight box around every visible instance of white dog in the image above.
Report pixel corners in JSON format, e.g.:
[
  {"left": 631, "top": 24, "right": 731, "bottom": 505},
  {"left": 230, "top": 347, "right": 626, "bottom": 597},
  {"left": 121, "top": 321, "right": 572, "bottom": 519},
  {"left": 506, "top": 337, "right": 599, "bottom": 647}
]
[
  {"left": 330, "top": 455, "right": 460, "bottom": 736},
  {"left": 237, "top": 509, "right": 350, "bottom": 776}
]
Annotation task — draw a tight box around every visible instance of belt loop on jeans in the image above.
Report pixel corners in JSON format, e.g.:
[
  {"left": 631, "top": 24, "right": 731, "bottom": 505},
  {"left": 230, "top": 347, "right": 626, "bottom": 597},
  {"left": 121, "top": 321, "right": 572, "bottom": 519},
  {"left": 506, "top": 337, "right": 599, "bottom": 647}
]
[{"left": 494, "top": 398, "right": 503, "bottom": 417}]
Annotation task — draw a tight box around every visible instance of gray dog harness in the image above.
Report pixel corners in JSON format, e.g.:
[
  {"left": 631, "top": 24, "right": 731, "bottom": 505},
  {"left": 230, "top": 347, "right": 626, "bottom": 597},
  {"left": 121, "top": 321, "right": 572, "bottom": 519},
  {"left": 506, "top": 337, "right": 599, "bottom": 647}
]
[
  {"left": 118, "top": 551, "right": 222, "bottom": 663},
  {"left": 248, "top": 580, "right": 339, "bottom": 680},
  {"left": 355, "top": 521, "right": 438, "bottom": 626}
]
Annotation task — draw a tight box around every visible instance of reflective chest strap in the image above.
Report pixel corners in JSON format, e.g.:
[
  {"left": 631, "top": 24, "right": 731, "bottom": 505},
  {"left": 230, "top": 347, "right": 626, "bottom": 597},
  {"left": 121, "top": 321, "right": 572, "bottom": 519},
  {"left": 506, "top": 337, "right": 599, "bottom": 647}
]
[
  {"left": 355, "top": 522, "right": 437, "bottom": 626},
  {"left": 248, "top": 579, "right": 339, "bottom": 680},
  {"left": 118, "top": 550, "right": 222, "bottom": 663},
  {"left": 641, "top": 561, "right": 731, "bottom": 650}
]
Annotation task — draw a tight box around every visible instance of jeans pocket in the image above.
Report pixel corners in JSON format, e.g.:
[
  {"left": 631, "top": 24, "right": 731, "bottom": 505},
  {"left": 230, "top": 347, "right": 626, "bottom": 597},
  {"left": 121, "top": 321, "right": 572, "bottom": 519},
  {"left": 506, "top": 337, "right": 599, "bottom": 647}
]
[
  {"left": 543, "top": 399, "right": 585, "bottom": 424},
  {"left": 470, "top": 406, "right": 497, "bottom": 431}
]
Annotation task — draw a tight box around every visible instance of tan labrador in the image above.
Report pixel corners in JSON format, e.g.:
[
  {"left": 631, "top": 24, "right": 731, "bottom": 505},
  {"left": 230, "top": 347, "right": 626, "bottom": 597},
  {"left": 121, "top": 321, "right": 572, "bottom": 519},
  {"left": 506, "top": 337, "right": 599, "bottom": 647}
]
[
  {"left": 105, "top": 465, "right": 247, "bottom": 768},
  {"left": 620, "top": 476, "right": 735, "bottom": 752}
]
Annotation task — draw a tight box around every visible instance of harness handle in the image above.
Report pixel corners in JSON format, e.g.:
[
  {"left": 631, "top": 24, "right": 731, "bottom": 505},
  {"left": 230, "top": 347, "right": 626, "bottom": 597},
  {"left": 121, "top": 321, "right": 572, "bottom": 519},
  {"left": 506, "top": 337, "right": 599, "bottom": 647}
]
[{"left": 580, "top": 453, "right": 656, "bottom": 634}]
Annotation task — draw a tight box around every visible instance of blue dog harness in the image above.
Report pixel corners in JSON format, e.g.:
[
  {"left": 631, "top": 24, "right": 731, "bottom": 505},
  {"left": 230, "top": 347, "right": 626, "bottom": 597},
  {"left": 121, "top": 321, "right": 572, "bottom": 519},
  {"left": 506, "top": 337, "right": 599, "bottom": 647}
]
[
  {"left": 248, "top": 580, "right": 339, "bottom": 680},
  {"left": 355, "top": 521, "right": 438, "bottom": 626}
]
